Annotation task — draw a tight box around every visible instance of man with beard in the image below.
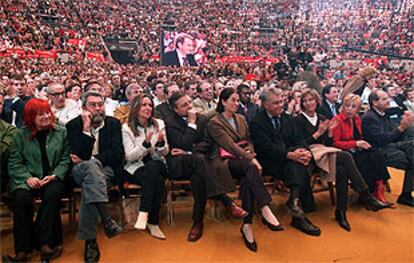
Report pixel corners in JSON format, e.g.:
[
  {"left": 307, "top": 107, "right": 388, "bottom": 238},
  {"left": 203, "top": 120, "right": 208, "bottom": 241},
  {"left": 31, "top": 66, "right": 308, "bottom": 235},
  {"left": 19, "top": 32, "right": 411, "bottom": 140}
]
[{"left": 66, "top": 91, "right": 123, "bottom": 262}]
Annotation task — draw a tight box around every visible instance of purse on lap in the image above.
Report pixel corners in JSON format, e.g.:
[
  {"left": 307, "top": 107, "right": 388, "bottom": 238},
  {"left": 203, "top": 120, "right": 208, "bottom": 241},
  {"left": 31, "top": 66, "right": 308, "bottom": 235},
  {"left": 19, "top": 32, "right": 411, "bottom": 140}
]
[{"left": 219, "top": 140, "right": 249, "bottom": 159}]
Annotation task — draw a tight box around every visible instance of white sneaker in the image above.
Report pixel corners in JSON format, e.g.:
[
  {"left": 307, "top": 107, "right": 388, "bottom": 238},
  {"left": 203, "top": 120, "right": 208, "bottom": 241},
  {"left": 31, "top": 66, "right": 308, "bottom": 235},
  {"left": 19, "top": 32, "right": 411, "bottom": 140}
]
[
  {"left": 134, "top": 212, "right": 148, "bottom": 230},
  {"left": 147, "top": 224, "right": 166, "bottom": 240}
]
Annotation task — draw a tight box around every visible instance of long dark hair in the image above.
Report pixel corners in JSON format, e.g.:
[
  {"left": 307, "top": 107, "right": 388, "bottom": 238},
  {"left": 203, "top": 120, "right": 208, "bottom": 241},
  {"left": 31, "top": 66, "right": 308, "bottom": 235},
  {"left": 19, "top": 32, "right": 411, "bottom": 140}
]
[
  {"left": 127, "top": 94, "right": 158, "bottom": 136},
  {"left": 216, "top": 87, "right": 236, "bottom": 113}
]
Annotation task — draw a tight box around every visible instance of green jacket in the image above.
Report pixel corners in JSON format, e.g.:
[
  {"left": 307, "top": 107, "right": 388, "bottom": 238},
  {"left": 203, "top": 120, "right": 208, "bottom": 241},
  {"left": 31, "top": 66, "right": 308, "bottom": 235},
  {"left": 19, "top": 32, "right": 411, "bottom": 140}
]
[
  {"left": 1, "top": 119, "right": 16, "bottom": 181},
  {"left": 8, "top": 125, "right": 70, "bottom": 192}
]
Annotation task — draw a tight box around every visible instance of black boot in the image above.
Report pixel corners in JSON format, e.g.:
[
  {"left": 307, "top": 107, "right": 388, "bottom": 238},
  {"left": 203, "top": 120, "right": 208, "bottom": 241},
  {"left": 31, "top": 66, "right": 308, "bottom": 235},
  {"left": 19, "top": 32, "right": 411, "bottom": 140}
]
[
  {"left": 335, "top": 209, "right": 351, "bottom": 231},
  {"left": 84, "top": 239, "right": 100, "bottom": 263},
  {"left": 359, "top": 191, "right": 391, "bottom": 211},
  {"left": 104, "top": 218, "right": 123, "bottom": 238}
]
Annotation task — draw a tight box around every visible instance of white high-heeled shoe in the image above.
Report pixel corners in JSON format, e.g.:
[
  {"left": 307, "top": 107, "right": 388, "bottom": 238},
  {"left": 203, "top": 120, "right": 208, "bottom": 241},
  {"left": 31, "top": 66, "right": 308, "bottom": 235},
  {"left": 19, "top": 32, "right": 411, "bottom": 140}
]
[
  {"left": 134, "top": 212, "right": 148, "bottom": 230},
  {"left": 147, "top": 224, "right": 166, "bottom": 240}
]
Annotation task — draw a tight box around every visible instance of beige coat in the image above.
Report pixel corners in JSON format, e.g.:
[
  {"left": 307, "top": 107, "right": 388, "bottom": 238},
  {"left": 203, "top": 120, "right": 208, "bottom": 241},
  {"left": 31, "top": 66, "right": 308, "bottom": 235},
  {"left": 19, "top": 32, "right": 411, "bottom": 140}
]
[
  {"left": 207, "top": 113, "right": 254, "bottom": 192},
  {"left": 309, "top": 144, "right": 341, "bottom": 182},
  {"left": 192, "top": 97, "right": 217, "bottom": 119}
]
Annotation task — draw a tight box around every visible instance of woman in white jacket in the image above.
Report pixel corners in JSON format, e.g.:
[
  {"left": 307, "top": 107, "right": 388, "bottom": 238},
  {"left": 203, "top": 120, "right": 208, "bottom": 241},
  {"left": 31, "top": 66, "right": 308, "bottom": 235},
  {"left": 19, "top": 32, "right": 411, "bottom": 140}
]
[{"left": 122, "top": 94, "right": 169, "bottom": 239}]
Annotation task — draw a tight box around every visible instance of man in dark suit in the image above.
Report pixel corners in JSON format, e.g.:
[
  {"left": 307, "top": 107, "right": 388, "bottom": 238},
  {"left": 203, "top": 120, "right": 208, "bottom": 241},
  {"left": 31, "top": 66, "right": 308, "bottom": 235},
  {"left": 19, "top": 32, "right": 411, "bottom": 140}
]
[
  {"left": 236, "top": 82, "right": 258, "bottom": 122},
  {"left": 2, "top": 74, "right": 31, "bottom": 128},
  {"left": 250, "top": 87, "right": 321, "bottom": 236},
  {"left": 66, "top": 91, "right": 123, "bottom": 262},
  {"left": 317, "top": 84, "right": 341, "bottom": 119},
  {"left": 154, "top": 82, "right": 180, "bottom": 120},
  {"left": 163, "top": 34, "right": 198, "bottom": 67},
  {"left": 165, "top": 92, "right": 246, "bottom": 242},
  {"left": 362, "top": 90, "right": 414, "bottom": 207}
]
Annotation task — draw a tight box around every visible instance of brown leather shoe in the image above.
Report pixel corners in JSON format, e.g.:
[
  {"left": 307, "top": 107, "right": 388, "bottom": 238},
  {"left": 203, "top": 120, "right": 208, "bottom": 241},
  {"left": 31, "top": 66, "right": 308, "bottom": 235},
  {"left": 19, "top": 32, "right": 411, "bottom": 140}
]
[
  {"left": 187, "top": 222, "right": 203, "bottom": 242},
  {"left": 227, "top": 202, "right": 248, "bottom": 219}
]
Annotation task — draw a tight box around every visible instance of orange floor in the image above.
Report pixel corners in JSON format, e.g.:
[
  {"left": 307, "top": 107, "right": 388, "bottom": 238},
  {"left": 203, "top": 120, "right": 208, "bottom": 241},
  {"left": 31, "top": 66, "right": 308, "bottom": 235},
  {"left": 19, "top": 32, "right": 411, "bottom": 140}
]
[{"left": 1, "top": 168, "right": 413, "bottom": 262}]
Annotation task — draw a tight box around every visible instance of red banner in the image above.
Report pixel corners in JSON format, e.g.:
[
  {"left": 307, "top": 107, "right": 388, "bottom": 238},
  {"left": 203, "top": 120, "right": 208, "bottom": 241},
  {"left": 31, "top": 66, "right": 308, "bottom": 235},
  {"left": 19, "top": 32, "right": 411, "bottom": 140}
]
[
  {"left": 0, "top": 48, "right": 57, "bottom": 59},
  {"left": 85, "top": 52, "right": 105, "bottom": 61},
  {"left": 216, "top": 56, "right": 279, "bottom": 63}
]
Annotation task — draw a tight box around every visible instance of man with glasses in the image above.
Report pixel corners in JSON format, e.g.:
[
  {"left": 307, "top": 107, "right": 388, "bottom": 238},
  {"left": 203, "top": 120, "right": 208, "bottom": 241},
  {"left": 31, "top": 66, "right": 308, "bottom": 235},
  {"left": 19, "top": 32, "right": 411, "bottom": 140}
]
[
  {"left": 236, "top": 82, "right": 258, "bottom": 122},
  {"left": 66, "top": 91, "right": 124, "bottom": 262},
  {"left": 48, "top": 82, "right": 81, "bottom": 125}
]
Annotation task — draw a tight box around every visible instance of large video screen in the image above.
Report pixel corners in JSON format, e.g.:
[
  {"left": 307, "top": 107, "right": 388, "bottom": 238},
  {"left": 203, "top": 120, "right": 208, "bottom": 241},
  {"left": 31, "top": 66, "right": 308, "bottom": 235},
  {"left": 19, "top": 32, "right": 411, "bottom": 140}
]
[{"left": 161, "top": 31, "right": 207, "bottom": 67}]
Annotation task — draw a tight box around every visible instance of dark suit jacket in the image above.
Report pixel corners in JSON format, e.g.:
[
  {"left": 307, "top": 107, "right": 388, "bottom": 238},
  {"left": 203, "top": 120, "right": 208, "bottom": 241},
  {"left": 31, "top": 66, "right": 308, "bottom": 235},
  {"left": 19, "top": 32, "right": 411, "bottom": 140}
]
[
  {"left": 249, "top": 110, "right": 308, "bottom": 178},
  {"left": 2, "top": 96, "right": 31, "bottom": 128},
  {"left": 154, "top": 102, "right": 174, "bottom": 121},
  {"left": 362, "top": 109, "right": 404, "bottom": 148},
  {"left": 163, "top": 50, "right": 197, "bottom": 67},
  {"left": 66, "top": 116, "right": 124, "bottom": 171},
  {"left": 317, "top": 100, "right": 341, "bottom": 120},
  {"left": 236, "top": 102, "right": 259, "bottom": 122},
  {"left": 165, "top": 112, "right": 207, "bottom": 177}
]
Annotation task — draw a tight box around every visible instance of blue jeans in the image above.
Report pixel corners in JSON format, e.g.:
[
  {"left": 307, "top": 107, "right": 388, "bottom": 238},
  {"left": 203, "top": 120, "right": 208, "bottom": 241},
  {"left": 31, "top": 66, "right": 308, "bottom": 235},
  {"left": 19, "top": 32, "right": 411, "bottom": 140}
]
[{"left": 72, "top": 158, "right": 114, "bottom": 240}]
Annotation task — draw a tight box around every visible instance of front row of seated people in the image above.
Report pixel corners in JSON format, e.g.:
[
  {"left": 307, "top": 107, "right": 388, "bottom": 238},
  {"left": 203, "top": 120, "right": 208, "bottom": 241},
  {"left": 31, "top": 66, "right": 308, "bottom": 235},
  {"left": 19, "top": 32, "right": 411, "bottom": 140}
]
[{"left": 4, "top": 85, "right": 413, "bottom": 261}]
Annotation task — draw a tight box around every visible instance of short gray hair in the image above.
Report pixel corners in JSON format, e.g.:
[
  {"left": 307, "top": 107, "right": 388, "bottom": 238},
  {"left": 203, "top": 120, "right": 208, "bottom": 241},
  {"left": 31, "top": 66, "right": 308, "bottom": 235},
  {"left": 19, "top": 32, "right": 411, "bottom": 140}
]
[
  {"left": 260, "top": 87, "right": 283, "bottom": 102},
  {"left": 47, "top": 82, "right": 64, "bottom": 95},
  {"left": 81, "top": 91, "right": 104, "bottom": 107},
  {"left": 125, "top": 83, "right": 142, "bottom": 97}
]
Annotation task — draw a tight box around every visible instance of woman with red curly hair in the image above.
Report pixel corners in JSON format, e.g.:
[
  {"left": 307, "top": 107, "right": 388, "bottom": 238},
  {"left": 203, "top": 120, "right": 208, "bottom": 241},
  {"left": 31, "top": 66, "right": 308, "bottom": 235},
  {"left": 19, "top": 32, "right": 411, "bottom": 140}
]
[{"left": 6, "top": 98, "right": 70, "bottom": 262}]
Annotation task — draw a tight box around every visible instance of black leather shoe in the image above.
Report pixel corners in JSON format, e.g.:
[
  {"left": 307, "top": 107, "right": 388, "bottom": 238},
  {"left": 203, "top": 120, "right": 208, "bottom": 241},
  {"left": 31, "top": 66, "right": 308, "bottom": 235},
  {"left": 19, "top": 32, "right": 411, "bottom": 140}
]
[
  {"left": 2, "top": 252, "right": 28, "bottom": 263},
  {"left": 335, "top": 210, "right": 351, "bottom": 232},
  {"left": 261, "top": 217, "right": 284, "bottom": 231},
  {"left": 285, "top": 198, "right": 305, "bottom": 218},
  {"left": 187, "top": 222, "right": 203, "bottom": 242},
  {"left": 360, "top": 194, "right": 391, "bottom": 211},
  {"left": 40, "top": 246, "right": 63, "bottom": 262},
  {"left": 240, "top": 227, "right": 257, "bottom": 252},
  {"left": 104, "top": 219, "right": 123, "bottom": 238},
  {"left": 291, "top": 217, "right": 321, "bottom": 236},
  {"left": 84, "top": 239, "right": 100, "bottom": 263},
  {"left": 397, "top": 194, "right": 414, "bottom": 207}
]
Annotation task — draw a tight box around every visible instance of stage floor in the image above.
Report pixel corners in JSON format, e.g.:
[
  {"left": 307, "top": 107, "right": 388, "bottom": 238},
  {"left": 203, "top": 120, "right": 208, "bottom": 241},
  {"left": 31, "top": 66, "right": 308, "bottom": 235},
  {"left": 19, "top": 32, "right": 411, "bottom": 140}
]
[{"left": 1, "top": 168, "right": 413, "bottom": 262}]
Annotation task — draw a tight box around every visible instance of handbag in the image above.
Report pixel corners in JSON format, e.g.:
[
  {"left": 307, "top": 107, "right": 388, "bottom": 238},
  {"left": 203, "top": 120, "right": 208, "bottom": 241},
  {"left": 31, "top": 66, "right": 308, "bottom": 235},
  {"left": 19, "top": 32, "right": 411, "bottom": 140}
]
[
  {"left": 219, "top": 140, "right": 249, "bottom": 159},
  {"left": 119, "top": 196, "right": 140, "bottom": 231}
]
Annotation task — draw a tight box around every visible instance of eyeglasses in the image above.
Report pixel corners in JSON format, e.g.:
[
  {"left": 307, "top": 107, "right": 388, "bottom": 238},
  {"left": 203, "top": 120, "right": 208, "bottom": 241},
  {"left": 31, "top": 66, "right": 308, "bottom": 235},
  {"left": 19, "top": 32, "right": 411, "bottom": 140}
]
[
  {"left": 87, "top": 102, "right": 104, "bottom": 108},
  {"left": 51, "top": 92, "right": 65, "bottom": 97}
]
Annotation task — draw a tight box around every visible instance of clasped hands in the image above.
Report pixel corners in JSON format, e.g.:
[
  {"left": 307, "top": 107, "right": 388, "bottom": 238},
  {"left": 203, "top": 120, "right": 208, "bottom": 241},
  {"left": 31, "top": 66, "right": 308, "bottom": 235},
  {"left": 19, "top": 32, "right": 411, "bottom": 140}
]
[
  {"left": 287, "top": 148, "right": 312, "bottom": 166},
  {"left": 26, "top": 175, "right": 56, "bottom": 189}
]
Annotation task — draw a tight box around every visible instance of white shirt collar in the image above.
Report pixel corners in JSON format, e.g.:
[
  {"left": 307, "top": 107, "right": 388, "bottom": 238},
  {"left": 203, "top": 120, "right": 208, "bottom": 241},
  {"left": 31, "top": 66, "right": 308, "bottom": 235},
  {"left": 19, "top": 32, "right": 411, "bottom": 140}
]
[
  {"left": 373, "top": 107, "right": 386, "bottom": 116},
  {"left": 301, "top": 112, "right": 318, "bottom": 126}
]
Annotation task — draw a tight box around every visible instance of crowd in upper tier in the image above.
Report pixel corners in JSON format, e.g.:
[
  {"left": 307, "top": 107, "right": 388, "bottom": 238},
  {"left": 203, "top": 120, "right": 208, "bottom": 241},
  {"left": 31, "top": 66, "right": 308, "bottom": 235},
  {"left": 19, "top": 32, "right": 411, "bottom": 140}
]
[{"left": 1, "top": 0, "right": 412, "bottom": 62}]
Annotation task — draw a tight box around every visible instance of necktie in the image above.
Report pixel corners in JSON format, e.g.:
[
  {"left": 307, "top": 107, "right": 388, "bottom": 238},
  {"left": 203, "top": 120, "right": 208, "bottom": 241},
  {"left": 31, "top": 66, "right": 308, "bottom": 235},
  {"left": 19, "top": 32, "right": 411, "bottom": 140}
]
[
  {"left": 272, "top": 116, "right": 281, "bottom": 131},
  {"left": 182, "top": 57, "right": 189, "bottom": 67},
  {"left": 331, "top": 104, "right": 337, "bottom": 116}
]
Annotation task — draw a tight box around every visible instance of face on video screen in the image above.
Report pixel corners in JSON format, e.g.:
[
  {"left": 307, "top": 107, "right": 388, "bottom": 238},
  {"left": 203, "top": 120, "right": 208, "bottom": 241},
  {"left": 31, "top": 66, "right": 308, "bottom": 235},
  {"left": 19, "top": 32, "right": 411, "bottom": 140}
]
[{"left": 162, "top": 31, "right": 207, "bottom": 67}]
